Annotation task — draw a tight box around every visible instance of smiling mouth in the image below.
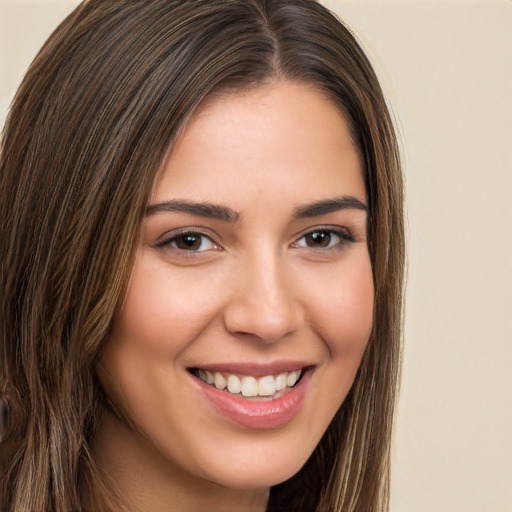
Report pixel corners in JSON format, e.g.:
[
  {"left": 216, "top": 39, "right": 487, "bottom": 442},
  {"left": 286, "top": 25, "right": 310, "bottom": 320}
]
[{"left": 189, "top": 368, "right": 304, "bottom": 401}]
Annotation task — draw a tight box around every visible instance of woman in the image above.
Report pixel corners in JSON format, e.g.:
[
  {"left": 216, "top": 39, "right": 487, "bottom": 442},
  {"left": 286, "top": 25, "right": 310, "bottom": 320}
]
[{"left": 0, "top": 1, "right": 404, "bottom": 511}]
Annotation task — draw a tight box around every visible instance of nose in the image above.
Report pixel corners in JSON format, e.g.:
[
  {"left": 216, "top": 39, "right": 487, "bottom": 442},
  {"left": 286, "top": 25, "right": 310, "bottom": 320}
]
[{"left": 223, "top": 253, "right": 304, "bottom": 344}]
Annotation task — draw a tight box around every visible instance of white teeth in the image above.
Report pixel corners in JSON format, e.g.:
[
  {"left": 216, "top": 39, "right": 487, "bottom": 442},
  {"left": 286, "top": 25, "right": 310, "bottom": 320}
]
[
  {"left": 258, "top": 375, "right": 276, "bottom": 396},
  {"left": 197, "top": 369, "right": 303, "bottom": 398},
  {"left": 287, "top": 370, "right": 300, "bottom": 387},
  {"left": 227, "top": 375, "right": 241, "bottom": 394},
  {"left": 275, "top": 373, "right": 287, "bottom": 391},
  {"left": 214, "top": 372, "right": 227, "bottom": 390},
  {"left": 241, "top": 376, "right": 258, "bottom": 397}
]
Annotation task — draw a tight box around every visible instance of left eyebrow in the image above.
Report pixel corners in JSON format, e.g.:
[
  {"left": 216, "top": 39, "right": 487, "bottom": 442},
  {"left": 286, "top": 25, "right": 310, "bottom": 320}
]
[
  {"left": 293, "top": 196, "right": 368, "bottom": 219},
  {"left": 146, "top": 200, "right": 240, "bottom": 223}
]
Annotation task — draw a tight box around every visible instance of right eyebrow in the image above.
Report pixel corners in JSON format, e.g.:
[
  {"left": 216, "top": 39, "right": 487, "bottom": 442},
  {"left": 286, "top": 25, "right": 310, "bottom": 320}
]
[
  {"left": 146, "top": 200, "right": 240, "bottom": 223},
  {"left": 293, "top": 196, "right": 368, "bottom": 219}
]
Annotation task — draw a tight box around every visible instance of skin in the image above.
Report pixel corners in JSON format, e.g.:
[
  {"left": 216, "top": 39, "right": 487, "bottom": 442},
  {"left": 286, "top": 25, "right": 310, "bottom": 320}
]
[{"left": 95, "top": 81, "right": 374, "bottom": 512}]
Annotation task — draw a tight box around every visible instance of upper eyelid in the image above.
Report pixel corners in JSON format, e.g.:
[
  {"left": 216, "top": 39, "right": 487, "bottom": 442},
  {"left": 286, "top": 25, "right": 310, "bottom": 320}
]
[{"left": 293, "top": 224, "right": 353, "bottom": 240}]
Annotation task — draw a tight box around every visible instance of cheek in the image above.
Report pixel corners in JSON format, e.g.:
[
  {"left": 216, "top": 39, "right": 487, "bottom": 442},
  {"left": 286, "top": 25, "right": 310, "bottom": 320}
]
[
  {"left": 113, "top": 262, "right": 226, "bottom": 354},
  {"left": 97, "top": 262, "right": 224, "bottom": 418},
  {"left": 304, "top": 254, "right": 375, "bottom": 358},
  {"left": 306, "top": 256, "right": 374, "bottom": 430}
]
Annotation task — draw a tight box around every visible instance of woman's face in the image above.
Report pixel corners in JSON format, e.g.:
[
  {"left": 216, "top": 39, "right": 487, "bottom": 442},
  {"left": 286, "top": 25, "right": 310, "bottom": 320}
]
[{"left": 98, "top": 81, "right": 374, "bottom": 492}]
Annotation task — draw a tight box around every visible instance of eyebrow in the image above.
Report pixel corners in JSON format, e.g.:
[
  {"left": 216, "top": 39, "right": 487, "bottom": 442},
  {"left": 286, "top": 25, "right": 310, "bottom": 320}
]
[
  {"left": 293, "top": 196, "right": 368, "bottom": 219},
  {"left": 146, "top": 195, "right": 367, "bottom": 223},
  {"left": 146, "top": 200, "right": 240, "bottom": 223}
]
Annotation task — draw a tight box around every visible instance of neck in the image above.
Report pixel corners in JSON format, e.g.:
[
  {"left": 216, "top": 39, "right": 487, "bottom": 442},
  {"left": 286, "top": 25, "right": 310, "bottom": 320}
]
[{"left": 88, "top": 411, "right": 269, "bottom": 512}]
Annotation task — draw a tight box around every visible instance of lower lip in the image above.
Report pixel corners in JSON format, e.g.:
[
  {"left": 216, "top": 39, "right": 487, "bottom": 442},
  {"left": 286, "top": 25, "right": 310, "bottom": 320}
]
[{"left": 192, "top": 370, "right": 311, "bottom": 429}]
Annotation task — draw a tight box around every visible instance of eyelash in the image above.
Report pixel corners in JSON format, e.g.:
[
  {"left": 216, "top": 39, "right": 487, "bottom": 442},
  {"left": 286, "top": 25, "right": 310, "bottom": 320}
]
[{"left": 154, "top": 226, "right": 355, "bottom": 258}]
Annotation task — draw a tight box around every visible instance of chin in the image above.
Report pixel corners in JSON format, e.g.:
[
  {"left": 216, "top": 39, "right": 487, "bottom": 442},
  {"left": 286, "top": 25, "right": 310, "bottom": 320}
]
[
  {"left": 205, "top": 460, "right": 305, "bottom": 491},
  {"left": 190, "top": 437, "right": 315, "bottom": 491}
]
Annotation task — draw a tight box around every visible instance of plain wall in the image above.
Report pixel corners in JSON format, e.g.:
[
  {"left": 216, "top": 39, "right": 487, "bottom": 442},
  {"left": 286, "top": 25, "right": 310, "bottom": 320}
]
[{"left": 1, "top": 1, "right": 511, "bottom": 511}]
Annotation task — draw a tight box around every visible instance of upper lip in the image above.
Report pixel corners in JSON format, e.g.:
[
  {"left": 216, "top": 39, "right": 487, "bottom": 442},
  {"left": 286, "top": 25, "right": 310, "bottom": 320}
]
[{"left": 188, "top": 361, "right": 315, "bottom": 377}]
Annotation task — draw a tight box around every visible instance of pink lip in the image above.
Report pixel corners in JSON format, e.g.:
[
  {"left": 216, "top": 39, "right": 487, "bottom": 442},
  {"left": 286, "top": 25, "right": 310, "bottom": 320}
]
[{"left": 190, "top": 367, "right": 312, "bottom": 429}]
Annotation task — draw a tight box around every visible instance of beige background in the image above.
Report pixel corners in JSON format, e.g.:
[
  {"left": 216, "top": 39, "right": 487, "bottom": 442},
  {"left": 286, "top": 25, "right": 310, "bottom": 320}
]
[{"left": 1, "top": 1, "right": 511, "bottom": 511}]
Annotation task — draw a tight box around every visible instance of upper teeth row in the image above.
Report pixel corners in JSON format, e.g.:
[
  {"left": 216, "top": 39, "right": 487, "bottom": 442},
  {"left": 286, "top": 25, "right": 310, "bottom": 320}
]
[{"left": 196, "top": 369, "right": 302, "bottom": 397}]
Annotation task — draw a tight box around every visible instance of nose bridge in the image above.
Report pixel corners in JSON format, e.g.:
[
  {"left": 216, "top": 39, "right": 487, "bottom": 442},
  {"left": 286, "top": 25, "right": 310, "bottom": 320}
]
[{"left": 224, "top": 247, "right": 302, "bottom": 343}]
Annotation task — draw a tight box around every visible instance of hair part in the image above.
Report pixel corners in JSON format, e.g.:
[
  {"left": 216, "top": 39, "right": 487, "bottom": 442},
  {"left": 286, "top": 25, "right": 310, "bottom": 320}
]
[{"left": 0, "top": 1, "right": 404, "bottom": 511}]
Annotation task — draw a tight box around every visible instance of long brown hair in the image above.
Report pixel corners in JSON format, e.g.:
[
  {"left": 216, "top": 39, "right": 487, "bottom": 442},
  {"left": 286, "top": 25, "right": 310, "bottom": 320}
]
[{"left": 0, "top": 1, "right": 404, "bottom": 510}]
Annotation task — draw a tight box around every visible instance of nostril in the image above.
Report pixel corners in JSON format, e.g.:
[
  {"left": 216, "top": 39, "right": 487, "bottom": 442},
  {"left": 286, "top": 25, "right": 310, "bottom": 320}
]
[
  {"left": 222, "top": 257, "right": 306, "bottom": 344},
  {"left": 223, "top": 298, "right": 303, "bottom": 344}
]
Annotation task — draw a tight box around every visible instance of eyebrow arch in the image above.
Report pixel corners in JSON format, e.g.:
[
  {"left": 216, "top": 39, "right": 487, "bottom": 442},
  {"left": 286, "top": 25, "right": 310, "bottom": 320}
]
[
  {"left": 294, "top": 196, "right": 368, "bottom": 219},
  {"left": 146, "top": 200, "right": 240, "bottom": 223}
]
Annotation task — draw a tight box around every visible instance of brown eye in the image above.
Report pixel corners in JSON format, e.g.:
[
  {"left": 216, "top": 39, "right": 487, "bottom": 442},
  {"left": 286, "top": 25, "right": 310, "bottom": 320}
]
[
  {"left": 294, "top": 228, "right": 353, "bottom": 251},
  {"left": 304, "top": 230, "right": 332, "bottom": 248},
  {"left": 169, "top": 233, "right": 215, "bottom": 251}
]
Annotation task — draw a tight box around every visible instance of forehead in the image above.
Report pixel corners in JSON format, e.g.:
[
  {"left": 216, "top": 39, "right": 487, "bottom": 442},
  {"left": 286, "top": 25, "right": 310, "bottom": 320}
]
[{"left": 152, "top": 81, "right": 365, "bottom": 209}]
